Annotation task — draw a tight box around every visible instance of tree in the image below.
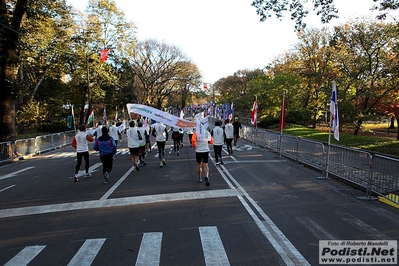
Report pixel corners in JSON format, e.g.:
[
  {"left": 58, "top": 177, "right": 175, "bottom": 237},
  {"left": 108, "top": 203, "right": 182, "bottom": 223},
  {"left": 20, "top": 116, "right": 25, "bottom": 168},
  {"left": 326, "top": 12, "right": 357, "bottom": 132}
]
[
  {"left": 68, "top": 0, "right": 137, "bottom": 124},
  {"left": 332, "top": 20, "right": 399, "bottom": 135},
  {"left": 130, "top": 39, "right": 200, "bottom": 109},
  {"left": 293, "top": 27, "right": 337, "bottom": 127},
  {"left": 15, "top": 1, "right": 74, "bottom": 131},
  {"left": 251, "top": 0, "right": 339, "bottom": 31},
  {"left": 0, "top": 0, "right": 72, "bottom": 142},
  {"left": 251, "top": 0, "right": 398, "bottom": 31},
  {"left": 214, "top": 69, "right": 263, "bottom": 115}
]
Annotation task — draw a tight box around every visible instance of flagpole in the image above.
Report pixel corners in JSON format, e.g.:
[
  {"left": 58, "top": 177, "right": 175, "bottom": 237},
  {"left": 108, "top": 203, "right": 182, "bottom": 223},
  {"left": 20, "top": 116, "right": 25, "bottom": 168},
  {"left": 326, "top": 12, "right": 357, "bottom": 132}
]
[
  {"left": 255, "top": 96, "right": 258, "bottom": 146},
  {"left": 279, "top": 91, "right": 285, "bottom": 157},
  {"left": 318, "top": 81, "right": 338, "bottom": 180},
  {"left": 72, "top": 104, "right": 76, "bottom": 132}
]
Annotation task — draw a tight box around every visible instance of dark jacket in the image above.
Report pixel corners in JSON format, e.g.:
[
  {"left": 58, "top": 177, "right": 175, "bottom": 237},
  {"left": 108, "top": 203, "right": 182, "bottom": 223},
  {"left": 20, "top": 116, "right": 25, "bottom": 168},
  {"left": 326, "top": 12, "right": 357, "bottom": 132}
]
[{"left": 93, "top": 135, "right": 117, "bottom": 156}]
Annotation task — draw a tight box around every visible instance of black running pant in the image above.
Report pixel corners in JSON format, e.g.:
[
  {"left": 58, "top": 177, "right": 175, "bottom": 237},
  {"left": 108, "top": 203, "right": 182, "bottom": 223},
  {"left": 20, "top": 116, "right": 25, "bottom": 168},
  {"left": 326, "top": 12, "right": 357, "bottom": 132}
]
[
  {"left": 75, "top": 151, "right": 90, "bottom": 174},
  {"left": 100, "top": 153, "right": 114, "bottom": 174}
]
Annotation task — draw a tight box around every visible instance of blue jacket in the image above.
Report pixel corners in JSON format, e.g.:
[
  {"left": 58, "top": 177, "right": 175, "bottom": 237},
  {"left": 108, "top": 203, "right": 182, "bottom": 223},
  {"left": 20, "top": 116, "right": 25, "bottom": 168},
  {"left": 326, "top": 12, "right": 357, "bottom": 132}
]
[{"left": 93, "top": 135, "right": 117, "bottom": 156}]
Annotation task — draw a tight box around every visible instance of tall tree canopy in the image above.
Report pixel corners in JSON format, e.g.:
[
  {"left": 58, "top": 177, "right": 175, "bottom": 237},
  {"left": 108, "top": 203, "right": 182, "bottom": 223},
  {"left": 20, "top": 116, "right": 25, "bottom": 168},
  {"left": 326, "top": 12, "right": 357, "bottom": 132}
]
[{"left": 251, "top": 0, "right": 398, "bottom": 31}]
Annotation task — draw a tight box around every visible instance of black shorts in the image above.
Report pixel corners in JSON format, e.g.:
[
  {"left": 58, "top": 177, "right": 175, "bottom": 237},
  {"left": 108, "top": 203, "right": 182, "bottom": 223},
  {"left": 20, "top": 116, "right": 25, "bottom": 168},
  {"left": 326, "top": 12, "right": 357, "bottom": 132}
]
[
  {"left": 129, "top": 147, "right": 140, "bottom": 156},
  {"left": 196, "top": 152, "right": 209, "bottom": 163}
]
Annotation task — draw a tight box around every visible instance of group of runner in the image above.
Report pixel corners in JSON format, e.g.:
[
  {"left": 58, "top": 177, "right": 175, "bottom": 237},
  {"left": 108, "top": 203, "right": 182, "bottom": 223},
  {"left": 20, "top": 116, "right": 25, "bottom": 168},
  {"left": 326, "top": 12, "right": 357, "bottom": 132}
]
[{"left": 72, "top": 116, "right": 243, "bottom": 186}]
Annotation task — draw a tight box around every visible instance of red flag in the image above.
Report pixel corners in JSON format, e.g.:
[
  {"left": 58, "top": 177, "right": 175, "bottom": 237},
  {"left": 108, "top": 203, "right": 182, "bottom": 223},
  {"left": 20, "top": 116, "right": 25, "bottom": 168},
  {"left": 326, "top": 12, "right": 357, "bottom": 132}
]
[
  {"left": 279, "top": 91, "right": 286, "bottom": 132},
  {"left": 203, "top": 82, "right": 208, "bottom": 90},
  {"left": 100, "top": 48, "right": 110, "bottom": 63},
  {"left": 251, "top": 98, "right": 258, "bottom": 126}
]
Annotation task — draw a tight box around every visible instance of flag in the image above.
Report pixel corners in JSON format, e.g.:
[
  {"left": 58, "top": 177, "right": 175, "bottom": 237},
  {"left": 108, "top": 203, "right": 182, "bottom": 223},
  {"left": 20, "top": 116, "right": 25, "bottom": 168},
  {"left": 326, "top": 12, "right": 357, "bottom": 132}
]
[
  {"left": 251, "top": 98, "right": 258, "bottom": 126},
  {"left": 100, "top": 48, "right": 110, "bottom": 63},
  {"left": 102, "top": 106, "right": 107, "bottom": 124},
  {"left": 279, "top": 91, "right": 287, "bottom": 133},
  {"left": 121, "top": 107, "right": 125, "bottom": 120},
  {"left": 115, "top": 107, "right": 118, "bottom": 121},
  {"left": 330, "top": 81, "right": 339, "bottom": 141},
  {"left": 87, "top": 107, "right": 94, "bottom": 125},
  {"left": 203, "top": 82, "right": 208, "bottom": 90},
  {"left": 228, "top": 102, "right": 234, "bottom": 120}
]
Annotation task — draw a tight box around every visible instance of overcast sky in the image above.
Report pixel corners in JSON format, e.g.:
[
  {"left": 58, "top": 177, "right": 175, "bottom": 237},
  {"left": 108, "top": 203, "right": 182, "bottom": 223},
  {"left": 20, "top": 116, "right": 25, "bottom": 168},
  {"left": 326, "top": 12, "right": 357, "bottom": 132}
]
[{"left": 67, "top": 0, "right": 393, "bottom": 84}]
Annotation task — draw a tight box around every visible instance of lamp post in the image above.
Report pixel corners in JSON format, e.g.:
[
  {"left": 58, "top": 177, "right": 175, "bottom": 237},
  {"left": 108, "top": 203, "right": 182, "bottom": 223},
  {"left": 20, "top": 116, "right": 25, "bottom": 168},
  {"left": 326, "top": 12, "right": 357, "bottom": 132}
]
[{"left": 85, "top": 54, "right": 94, "bottom": 125}]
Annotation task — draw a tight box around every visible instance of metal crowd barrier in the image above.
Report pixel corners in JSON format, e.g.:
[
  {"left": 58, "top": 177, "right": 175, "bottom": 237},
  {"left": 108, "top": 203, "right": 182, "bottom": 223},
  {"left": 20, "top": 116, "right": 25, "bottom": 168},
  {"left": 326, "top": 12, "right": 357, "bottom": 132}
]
[
  {"left": 1, "top": 130, "right": 77, "bottom": 161},
  {"left": 241, "top": 124, "right": 399, "bottom": 207}
]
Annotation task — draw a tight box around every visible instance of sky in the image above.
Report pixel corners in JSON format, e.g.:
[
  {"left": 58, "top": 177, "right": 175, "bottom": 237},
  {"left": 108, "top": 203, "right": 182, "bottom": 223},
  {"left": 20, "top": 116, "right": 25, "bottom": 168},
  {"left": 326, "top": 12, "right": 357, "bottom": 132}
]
[{"left": 66, "top": 0, "right": 391, "bottom": 84}]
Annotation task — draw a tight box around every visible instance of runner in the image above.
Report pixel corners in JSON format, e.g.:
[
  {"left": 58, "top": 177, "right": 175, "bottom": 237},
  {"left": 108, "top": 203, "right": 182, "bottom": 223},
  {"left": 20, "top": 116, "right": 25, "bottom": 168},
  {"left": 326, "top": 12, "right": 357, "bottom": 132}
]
[
  {"left": 72, "top": 124, "right": 94, "bottom": 182},
  {"left": 224, "top": 118, "right": 234, "bottom": 155},
  {"left": 93, "top": 126, "right": 117, "bottom": 183},
  {"left": 191, "top": 122, "right": 213, "bottom": 186},
  {"left": 152, "top": 121, "right": 168, "bottom": 168},
  {"left": 126, "top": 121, "right": 141, "bottom": 172},
  {"left": 171, "top": 127, "right": 180, "bottom": 156},
  {"left": 211, "top": 120, "right": 224, "bottom": 165},
  {"left": 232, "top": 116, "right": 242, "bottom": 146},
  {"left": 137, "top": 121, "right": 148, "bottom": 166}
]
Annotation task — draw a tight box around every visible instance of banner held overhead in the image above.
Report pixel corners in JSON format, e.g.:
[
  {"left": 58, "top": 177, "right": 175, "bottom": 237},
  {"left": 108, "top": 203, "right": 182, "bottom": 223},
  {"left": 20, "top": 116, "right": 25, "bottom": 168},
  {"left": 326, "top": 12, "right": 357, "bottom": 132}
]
[{"left": 126, "top": 104, "right": 197, "bottom": 128}]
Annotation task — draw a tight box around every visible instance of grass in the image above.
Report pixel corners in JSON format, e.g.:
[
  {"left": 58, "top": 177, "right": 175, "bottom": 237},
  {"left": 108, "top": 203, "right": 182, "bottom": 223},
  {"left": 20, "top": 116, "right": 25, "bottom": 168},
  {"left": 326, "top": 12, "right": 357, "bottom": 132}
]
[{"left": 281, "top": 124, "right": 399, "bottom": 158}]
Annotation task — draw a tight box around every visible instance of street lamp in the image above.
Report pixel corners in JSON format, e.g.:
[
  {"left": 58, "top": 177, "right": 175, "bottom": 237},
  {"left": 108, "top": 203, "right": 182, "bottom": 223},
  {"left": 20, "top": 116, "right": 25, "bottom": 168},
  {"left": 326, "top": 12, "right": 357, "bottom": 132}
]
[{"left": 85, "top": 54, "right": 94, "bottom": 125}]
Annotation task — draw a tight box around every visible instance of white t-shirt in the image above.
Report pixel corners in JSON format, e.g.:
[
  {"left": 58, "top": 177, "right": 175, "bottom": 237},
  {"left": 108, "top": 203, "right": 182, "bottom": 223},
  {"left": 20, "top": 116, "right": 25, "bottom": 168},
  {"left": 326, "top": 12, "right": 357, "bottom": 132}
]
[
  {"left": 126, "top": 127, "right": 140, "bottom": 148},
  {"left": 109, "top": 125, "right": 119, "bottom": 141},
  {"left": 212, "top": 126, "right": 224, "bottom": 145},
  {"left": 154, "top": 123, "right": 167, "bottom": 142},
  {"left": 224, "top": 124, "right": 234, "bottom": 139}
]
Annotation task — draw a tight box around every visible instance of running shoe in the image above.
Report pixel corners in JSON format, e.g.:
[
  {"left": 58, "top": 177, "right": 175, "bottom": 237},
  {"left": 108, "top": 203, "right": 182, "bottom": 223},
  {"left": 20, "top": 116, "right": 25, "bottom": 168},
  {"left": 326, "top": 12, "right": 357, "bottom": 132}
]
[
  {"left": 220, "top": 160, "right": 224, "bottom": 165},
  {"left": 134, "top": 163, "right": 139, "bottom": 172},
  {"left": 204, "top": 176, "right": 210, "bottom": 187},
  {"left": 74, "top": 174, "right": 79, "bottom": 182},
  {"left": 197, "top": 177, "right": 202, "bottom": 183},
  {"left": 160, "top": 162, "right": 163, "bottom": 168},
  {"left": 216, "top": 162, "right": 220, "bottom": 165},
  {"left": 162, "top": 159, "right": 166, "bottom": 166},
  {"left": 103, "top": 172, "right": 109, "bottom": 183}
]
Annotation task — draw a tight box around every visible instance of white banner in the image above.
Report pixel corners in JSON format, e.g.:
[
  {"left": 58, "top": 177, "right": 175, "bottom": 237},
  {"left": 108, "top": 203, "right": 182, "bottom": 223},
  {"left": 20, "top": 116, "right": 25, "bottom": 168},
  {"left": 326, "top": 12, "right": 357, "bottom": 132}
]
[{"left": 126, "top": 104, "right": 197, "bottom": 129}]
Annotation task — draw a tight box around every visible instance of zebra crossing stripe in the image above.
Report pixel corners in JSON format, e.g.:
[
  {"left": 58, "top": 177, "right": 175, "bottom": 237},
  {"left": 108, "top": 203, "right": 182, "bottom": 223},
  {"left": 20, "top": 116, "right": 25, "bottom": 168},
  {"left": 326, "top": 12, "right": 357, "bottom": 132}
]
[
  {"left": 4, "top": 245, "right": 45, "bottom": 266},
  {"left": 135, "top": 232, "right": 163, "bottom": 266},
  {"left": 199, "top": 226, "right": 230, "bottom": 266},
  {"left": 67, "top": 238, "right": 106, "bottom": 266}
]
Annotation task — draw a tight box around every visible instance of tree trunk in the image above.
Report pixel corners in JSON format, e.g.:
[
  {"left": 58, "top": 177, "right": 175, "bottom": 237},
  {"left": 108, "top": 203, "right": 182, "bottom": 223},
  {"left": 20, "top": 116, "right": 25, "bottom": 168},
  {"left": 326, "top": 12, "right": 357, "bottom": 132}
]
[
  {"left": 354, "top": 119, "right": 363, "bottom": 135},
  {"left": 396, "top": 116, "right": 399, "bottom": 140},
  {"left": 390, "top": 117, "right": 395, "bottom": 129},
  {"left": 0, "top": 0, "right": 28, "bottom": 142}
]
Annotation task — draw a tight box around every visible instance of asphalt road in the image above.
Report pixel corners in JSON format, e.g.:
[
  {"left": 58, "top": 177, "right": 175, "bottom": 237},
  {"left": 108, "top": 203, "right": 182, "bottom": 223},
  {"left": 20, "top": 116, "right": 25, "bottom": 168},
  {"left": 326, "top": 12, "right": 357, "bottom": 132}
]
[{"left": 0, "top": 133, "right": 398, "bottom": 266}]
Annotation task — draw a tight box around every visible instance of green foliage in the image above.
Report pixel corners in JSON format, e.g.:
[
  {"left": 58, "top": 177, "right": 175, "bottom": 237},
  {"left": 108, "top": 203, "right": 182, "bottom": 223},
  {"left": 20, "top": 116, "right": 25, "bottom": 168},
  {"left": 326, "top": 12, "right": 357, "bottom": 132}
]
[{"left": 36, "top": 120, "right": 70, "bottom": 133}]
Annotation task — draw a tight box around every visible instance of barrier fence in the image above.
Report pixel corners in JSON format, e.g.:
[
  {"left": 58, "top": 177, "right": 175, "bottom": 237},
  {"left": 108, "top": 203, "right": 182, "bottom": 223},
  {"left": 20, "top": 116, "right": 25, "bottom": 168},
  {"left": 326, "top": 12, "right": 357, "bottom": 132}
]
[
  {"left": 0, "top": 125, "right": 398, "bottom": 206},
  {"left": 242, "top": 125, "right": 398, "bottom": 207},
  {"left": 1, "top": 130, "right": 76, "bottom": 164}
]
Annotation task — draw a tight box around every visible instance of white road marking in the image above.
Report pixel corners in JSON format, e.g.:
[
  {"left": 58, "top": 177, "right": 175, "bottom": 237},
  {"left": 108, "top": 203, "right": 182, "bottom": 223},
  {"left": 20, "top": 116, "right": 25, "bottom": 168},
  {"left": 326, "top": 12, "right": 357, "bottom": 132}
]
[
  {"left": 0, "top": 185, "right": 15, "bottom": 193},
  {"left": 4, "top": 245, "right": 45, "bottom": 266},
  {"left": 100, "top": 166, "right": 135, "bottom": 200},
  {"left": 0, "top": 189, "right": 238, "bottom": 218},
  {"left": 0, "top": 167, "right": 35, "bottom": 181},
  {"left": 135, "top": 232, "right": 163, "bottom": 266},
  {"left": 222, "top": 160, "right": 286, "bottom": 164},
  {"left": 199, "top": 226, "right": 230, "bottom": 266},
  {"left": 296, "top": 217, "right": 336, "bottom": 240},
  {"left": 336, "top": 212, "right": 389, "bottom": 239},
  {"left": 67, "top": 238, "right": 106, "bottom": 266},
  {"left": 75, "top": 163, "right": 102, "bottom": 178},
  {"left": 216, "top": 162, "right": 310, "bottom": 266}
]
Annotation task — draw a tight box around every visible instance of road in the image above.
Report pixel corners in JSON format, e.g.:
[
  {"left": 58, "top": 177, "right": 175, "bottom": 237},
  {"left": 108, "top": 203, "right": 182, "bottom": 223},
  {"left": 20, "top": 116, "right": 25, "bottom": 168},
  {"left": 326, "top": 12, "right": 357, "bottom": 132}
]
[{"left": 0, "top": 133, "right": 398, "bottom": 265}]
